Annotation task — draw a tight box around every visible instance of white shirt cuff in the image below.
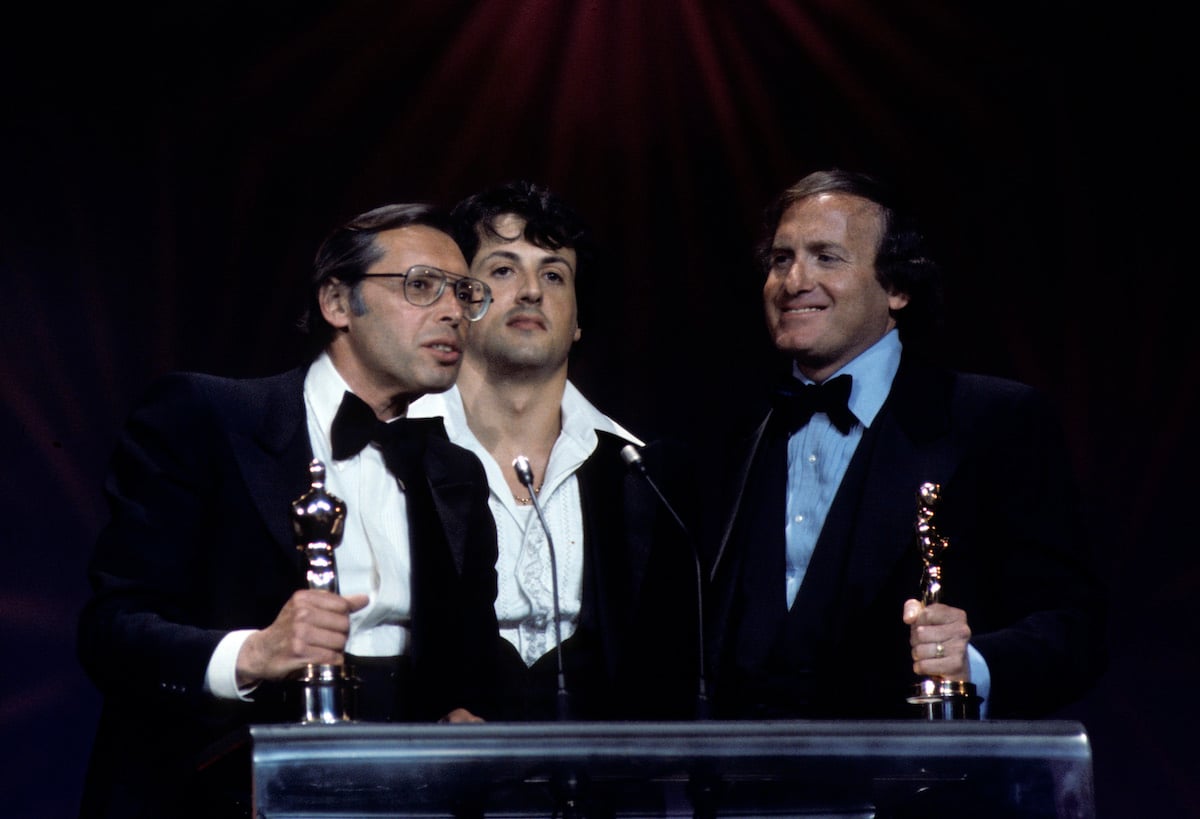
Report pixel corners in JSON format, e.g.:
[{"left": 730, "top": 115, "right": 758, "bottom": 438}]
[{"left": 204, "top": 629, "right": 259, "bottom": 700}]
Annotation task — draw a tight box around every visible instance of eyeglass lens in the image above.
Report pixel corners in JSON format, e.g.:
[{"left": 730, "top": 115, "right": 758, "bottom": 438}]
[{"left": 404, "top": 267, "right": 490, "bottom": 320}]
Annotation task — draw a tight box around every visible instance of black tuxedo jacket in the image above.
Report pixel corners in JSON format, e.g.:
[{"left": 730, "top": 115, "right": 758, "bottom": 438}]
[
  {"left": 707, "top": 356, "right": 1106, "bottom": 720},
  {"left": 77, "top": 367, "right": 500, "bottom": 818},
  {"left": 492, "top": 431, "right": 705, "bottom": 721}
]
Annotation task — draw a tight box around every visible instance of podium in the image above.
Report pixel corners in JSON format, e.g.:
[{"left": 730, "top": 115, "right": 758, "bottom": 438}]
[
  {"left": 248, "top": 720, "right": 1094, "bottom": 816},
  {"left": 248, "top": 720, "right": 1095, "bottom": 818}
]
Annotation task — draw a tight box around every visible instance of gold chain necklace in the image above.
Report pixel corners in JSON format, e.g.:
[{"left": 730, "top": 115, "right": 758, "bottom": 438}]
[{"left": 514, "top": 484, "right": 543, "bottom": 505}]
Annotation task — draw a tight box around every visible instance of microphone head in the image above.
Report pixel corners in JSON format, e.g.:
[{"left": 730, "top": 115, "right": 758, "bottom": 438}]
[
  {"left": 512, "top": 455, "right": 535, "bottom": 488},
  {"left": 620, "top": 444, "right": 646, "bottom": 474}
]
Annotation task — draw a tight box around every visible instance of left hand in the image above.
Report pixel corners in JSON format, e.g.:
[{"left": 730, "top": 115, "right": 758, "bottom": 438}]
[
  {"left": 903, "top": 599, "right": 972, "bottom": 679},
  {"left": 439, "top": 707, "right": 485, "bottom": 724}
]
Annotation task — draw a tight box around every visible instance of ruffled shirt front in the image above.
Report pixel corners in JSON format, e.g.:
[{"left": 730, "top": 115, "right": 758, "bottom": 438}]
[{"left": 409, "top": 382, "right": 642, "bottom": 666}]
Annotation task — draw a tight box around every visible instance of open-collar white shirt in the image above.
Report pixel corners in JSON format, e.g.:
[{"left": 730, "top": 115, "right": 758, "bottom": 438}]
[{"left": 409, "top": 381, "right": 642, "bottom": 667}]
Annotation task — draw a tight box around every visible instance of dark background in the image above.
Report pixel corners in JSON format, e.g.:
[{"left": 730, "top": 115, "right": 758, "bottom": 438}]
[{"left": 3, "top": 2, "right": 1196, "bottom": 816}]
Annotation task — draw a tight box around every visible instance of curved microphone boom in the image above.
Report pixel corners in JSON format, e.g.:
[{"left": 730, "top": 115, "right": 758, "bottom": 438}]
[
  {"left": 620, "top": 444, "right": 709, "bottom": 718},
  {"left": 512, "top": 455, "right": 571, "bottom": 721}
]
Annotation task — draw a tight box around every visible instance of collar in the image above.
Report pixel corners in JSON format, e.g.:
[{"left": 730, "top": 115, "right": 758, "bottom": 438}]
[
  {"left": 408, "top": 381, "right": 643, "bottom": 450},
  {"left": 560, "top": 380, "right": 644, "bottom": 449},
  {"left": 304, "top": 351, "right": 357, "bottom": 448},
  {"left": 792, "top": 328, "right": 902, "bottom": 428}
]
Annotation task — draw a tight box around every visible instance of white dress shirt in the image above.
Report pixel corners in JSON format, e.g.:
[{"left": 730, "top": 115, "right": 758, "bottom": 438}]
[
  {"left": 409, "top": 381, "right": 642, "bottom": 667},
  {"left": 205, "top": 352, "right": 416, "bottom": 699}
]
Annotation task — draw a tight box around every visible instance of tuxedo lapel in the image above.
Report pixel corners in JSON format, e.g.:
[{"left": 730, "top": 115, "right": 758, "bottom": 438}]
[
  {"left": 837, "top": 359, "right": 960, "bottom": 618},
  {"left": 223, "top": 368, "right": 315, "bottom": 563},
  {"left": 421, "top": 432, "right": 476, "bottom": 576},
  {"left": 783, "top": 357, "right": 959, "bottom": 649},
  {"left": 709, "top": 415, "right": 772, "bottom": 582},
  {"left": 594, "top": 433, "right": 653, "bottom": 597},
  {"left": 225, "top": 372, "right": 476, "bottom": 578},
  {"left": 726, "top": 425, "right": 791, "bottom": 668},
  {"left": 576, "top": 433, "right": 638, "bottom": 678}
]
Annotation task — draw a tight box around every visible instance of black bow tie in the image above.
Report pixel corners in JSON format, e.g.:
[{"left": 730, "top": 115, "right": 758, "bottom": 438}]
[
  {"left": 771, "top": 373, "right": 856, "bottom": 435},
  {"left": 329, "top": 392, "right": 442, "bottom": 481}
]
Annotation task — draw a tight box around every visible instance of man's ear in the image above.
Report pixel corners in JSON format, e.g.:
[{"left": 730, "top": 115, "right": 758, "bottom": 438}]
[
  {"left": 318, "top": 278, "right": 353, "bottom": 329},
  {"left": 887, "top": 289, "right": 910, "bottom": 311}
]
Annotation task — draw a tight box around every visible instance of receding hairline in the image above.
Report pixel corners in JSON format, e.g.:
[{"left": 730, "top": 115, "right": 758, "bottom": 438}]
[{"left": 774, "top": 191, "right": 888, "bottom": 254}]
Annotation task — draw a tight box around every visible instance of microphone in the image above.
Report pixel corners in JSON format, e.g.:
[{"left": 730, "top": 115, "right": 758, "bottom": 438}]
[
  {"left": 514, "top": 456, "right": 581, "bottom": 819},
  {"left": 620, "top": 444, "right": 709, "bottom": 719},
  {"left": 512, "top": 455, "right": 571, "bottom": 722}
]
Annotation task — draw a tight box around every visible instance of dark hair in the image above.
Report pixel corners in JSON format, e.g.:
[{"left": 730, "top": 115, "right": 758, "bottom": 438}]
[
  {"left": 452, "top": 180, "right": 593, "bottom": 269},
  {"left": 300, "top": 202, "right": 454, "bottom": 351},
  {"left": 757, "top": 169, "right": 944, "bottom": 348},
  {"left": 450, "top": 181, "right": 598, "bottom": 333}
]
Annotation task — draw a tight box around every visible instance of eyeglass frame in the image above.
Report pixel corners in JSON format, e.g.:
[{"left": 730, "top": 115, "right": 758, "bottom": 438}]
[{"left": 359, "top": 265, "right": 493, "bottom": 321}]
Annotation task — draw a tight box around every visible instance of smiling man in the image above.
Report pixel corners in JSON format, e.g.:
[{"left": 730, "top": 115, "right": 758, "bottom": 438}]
[
  {"left": 78, "top": 204, "right": 501, "bottom": 818},
  {"left": 706, "top": 169, "right": 1106, "bottom": 721},
  {"left": 409, "top": 180, "right": 701, "bottom": 721}
]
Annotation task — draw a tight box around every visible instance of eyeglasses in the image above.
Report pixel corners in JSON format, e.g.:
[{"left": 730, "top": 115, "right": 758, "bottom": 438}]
[{"left": 361, "top": 265, "right": 493, "bottom": 321}]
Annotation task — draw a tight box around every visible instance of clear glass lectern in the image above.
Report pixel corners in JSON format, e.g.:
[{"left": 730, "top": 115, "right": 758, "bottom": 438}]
[{"left": 248, "top": 720, "right": 1095, "bottom": 818}]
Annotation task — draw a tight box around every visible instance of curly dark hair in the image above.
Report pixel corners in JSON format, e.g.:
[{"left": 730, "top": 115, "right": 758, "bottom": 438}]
[
  {"left": 450, "top": 180, "right": 598, "bottom": 334},
  {"left": 756, "top": 169, "right": 944, "bottom": 349},
  {"left": 451, "top": 180, "right": 593, "bottom": 270}
]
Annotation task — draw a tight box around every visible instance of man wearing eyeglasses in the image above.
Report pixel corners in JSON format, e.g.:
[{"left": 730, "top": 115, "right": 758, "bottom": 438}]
[
  {"left": 409, "top": 182, "right": 702, "bottom": 722},
  {"left": 77, "top": 204, "right": 502, "bottom": 818}
]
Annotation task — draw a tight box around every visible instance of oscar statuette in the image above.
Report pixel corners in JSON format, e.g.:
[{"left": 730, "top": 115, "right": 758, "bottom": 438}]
[
  {"left": 290, "top": 459, "right": 358, "bottom": 723},
  {"left": 906, "top": 482, "right": 982, "bottom": 720}
]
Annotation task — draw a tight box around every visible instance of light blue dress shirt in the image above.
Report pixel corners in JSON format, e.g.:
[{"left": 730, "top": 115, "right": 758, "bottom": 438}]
[
  {"left": 783, "top": 330, "right": 901, "bottom": 609},
  {"left": 781, "top": 329, "right": 990, "bottom": 710}
]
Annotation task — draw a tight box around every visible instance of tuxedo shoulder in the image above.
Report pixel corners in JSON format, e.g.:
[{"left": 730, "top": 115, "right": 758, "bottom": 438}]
[
  {"left": 145, "top": 367, "right": 302, "bottom": 399},
  {"left": 133, "top": 368, "right": 306, "bottom": 434},
  {"left": 937, "top": 370, "right": 1065, "bottom": 448},
  {"left": 952, "top": 369, "right": 1039, "bottom": 395},
  {"left": 948, "top": 370, "right": 1051, "bottom": 412},
  {"left": 426, "top": 432, "right": 489, "bottom": 476},
  {"left": 597, "top": 430, "right": 698, "bottom": 474},
  {"left": 630, "top": 435, "right": 695, "bottom": 468}
]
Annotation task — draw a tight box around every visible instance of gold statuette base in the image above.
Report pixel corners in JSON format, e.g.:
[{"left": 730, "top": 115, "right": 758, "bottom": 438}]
[
  {"left": 907, "top": 678, "right": 982, "bottom": 720},
  {"left": 299, "top": 663, "right": 359, "bottom": 725}
]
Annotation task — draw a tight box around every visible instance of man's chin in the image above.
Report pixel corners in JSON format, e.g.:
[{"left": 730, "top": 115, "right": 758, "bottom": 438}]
[
  {"left": 422, "top": 372, "right": 460, "bottom": 395},
  {"left": 772, "top": 334, "right": 817, "bottom": 360}
]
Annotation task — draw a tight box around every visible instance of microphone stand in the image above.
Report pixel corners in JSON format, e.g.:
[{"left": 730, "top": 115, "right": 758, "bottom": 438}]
[
  {"left": 512, "top": 456, "right": 579, "bottom": 818},
  {"left": 619, "top": 445, "right": 709, "bottom": 718},
  {"left": 620, "top": 445, "right": 717, "bottom": 819}
]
